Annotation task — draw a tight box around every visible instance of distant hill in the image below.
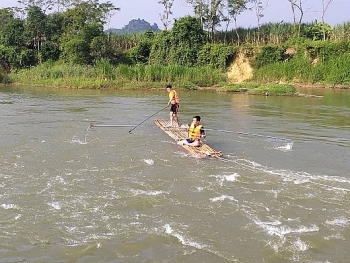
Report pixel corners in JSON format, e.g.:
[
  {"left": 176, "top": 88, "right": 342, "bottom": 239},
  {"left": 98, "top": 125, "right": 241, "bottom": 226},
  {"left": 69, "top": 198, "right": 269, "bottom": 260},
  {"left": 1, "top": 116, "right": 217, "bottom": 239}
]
[{"left": 106, "top": 19, "right": 160, "bottom": 34}]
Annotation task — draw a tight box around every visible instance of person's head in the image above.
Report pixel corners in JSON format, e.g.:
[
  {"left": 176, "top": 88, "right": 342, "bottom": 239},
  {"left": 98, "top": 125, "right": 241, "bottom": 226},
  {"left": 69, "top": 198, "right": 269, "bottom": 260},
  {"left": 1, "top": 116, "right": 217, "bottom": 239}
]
[
  {"left": 193, "top": 116, "right": 201, "bottom": 123},
  {"left": 166, "top": 84, "right": 172, "bottom": 92}
]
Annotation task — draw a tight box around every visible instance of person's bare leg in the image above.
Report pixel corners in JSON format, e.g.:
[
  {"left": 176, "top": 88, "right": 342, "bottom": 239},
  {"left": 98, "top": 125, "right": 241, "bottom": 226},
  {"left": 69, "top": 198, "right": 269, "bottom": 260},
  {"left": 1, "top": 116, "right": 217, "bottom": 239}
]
[
  {"left": 169, "top": 111, "right": 174, "bottom": 127},
  {"left": 190, "top": 140, "right": 201, "bottom": 147},
  {"left": 175, "top": 106, "right": 179, "bottom": 126},
  {"left": 173, "top": 113, "right": 179, "bottom": 127},
  {"left": 177, "top": 140, "right": 200, "bottom": 147}
]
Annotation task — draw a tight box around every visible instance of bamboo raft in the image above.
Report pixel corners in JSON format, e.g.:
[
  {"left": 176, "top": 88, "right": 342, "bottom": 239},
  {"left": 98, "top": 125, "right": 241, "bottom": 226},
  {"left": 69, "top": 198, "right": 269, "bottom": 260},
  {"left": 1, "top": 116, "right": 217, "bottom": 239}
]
[{"left": 154, "top": 119, "right": 223, "bottom": 158}]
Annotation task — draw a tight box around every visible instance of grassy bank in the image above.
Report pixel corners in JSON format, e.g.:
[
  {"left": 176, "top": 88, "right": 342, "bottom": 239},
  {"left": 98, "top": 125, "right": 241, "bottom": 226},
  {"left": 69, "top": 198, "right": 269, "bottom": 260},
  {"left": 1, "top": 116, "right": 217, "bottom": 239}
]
[
  {"left": 7, "top": 39, "right": 350, "bottom": 95},
  {"left": 3, "top": 61, "right": 326, "bottom": 96},
  {"left": 10, "top": 61, "right": 226, "bottom": 90},
  {"left": 252, "top": 52, "right": 350, "bottom": 87}
]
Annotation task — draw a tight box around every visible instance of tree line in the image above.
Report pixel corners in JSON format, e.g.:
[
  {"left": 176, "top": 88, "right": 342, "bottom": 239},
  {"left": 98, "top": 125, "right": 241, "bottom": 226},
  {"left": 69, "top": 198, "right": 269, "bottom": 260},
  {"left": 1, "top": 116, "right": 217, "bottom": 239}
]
[{"left": 0, "top": 0, "right": 349, "bottom": 74}]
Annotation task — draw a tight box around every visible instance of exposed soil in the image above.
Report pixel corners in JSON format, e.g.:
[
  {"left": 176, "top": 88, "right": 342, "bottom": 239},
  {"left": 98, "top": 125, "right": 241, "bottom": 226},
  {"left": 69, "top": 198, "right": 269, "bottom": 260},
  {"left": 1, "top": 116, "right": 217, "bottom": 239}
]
[
  {"left": 227, "top": 52, "right": 253, "bottom": 83},
  {"left": 224, "top": 51, "right": 348, "bottom": 90}
]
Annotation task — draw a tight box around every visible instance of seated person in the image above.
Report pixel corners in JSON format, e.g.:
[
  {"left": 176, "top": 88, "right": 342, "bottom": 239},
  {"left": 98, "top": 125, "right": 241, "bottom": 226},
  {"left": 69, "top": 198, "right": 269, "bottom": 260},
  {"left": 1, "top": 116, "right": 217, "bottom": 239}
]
[{"left": 177, "top": 116, "right": 206, "bottom": 147}]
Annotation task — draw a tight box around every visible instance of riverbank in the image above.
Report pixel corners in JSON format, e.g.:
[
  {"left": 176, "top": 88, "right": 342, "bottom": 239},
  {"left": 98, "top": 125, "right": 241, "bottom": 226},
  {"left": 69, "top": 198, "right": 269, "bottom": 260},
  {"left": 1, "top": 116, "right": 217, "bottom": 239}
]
[
  {"left": 5, "top": 57, "right": 349, "bottom": 93},
  {"left": 3, "top": 80, "right": 349, "bottom": 95}
]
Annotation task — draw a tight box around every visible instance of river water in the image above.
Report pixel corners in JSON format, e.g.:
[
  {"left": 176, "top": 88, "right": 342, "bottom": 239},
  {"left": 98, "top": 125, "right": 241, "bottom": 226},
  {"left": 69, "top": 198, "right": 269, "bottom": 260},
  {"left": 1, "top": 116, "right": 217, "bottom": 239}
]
[{"left": 1, "top": 86, "right": 349, "bottom": 263}]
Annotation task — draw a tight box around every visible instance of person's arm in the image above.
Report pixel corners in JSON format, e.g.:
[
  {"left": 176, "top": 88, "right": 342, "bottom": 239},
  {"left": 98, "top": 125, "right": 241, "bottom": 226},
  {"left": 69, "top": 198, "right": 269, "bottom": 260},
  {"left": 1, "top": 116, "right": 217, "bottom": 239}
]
[
  {"left": 200, "top": 127, "right": 206, "bottom": 138},
  {"left": 167, "top": 91, "right": 173, "bottom": 106}
]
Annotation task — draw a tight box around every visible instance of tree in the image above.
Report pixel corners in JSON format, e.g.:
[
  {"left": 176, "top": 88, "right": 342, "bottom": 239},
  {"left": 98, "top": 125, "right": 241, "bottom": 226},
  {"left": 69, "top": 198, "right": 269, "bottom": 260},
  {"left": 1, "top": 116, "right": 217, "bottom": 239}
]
[
  {"left": 185, "top": 0, "right": 225, "bottom": 42},
  {"left": 48, "top": 0, "right": 73, "bottom": 12},
  {"left": 61, "top": 35, "right": 90, "bottom": 64},
  {"left": 321, "top": 0, "right": 334, "bottom": 41},
  {"left": 149, "top": 30, "right": 172, "bottom": 65},
  {"left": 24, "top": 5, "right": 46, "bottom": 51},
  {"left": 158, "top": 0, "right": 174, "bottom": 30},
  {"left": 226, "top": 0, "right": 250, "bottom": 45},
  {"left": 206, "top": 0, "right": 225, "bottom": 42},
  {"left": 286, "top": 0, "right": 304, "bottom": 37},
  {"left": 17, "top": 0, "right": 53, "bottom": 12},
  {"left": 40, "top": 41, "right": 60, "bottom": 61},
  {"left": 90, "top": 35, "right": 113, "bottom": 62},
  {"left": 0, "top": 18, "right": 25, "bottom": 47},
  {"left": 17, "top": 0, "right": 84, "bottom": 12},
  {"left": 184, "top": 0, "right": 206, "bottom": 28},
  {"left": 150, "top": 16, "right": 206, "bottom": 66},
  {"left": 45, "top": 12, "right": 64, "bottom": 42},
  {"left": 61, "top": 0, "right": 118, "bottom": 37},
  {"left": 128, "top": 39, "right": 153, "bottom": 64},
  {"left": 169, "top": 16, "right": 206, "bottom": 66},
  {"left": 0, "top": 8, "right": 15, "bottom": 29},
  {"left": 250, "top": 0, "right": 268, "bottom": 44}
]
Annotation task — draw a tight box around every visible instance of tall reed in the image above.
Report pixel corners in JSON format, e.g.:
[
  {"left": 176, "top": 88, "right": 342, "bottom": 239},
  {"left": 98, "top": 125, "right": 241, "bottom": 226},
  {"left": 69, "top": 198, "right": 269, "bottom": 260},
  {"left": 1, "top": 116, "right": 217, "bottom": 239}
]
[{"left": 11, "top": 62, "right": 226, "bottom": 89}]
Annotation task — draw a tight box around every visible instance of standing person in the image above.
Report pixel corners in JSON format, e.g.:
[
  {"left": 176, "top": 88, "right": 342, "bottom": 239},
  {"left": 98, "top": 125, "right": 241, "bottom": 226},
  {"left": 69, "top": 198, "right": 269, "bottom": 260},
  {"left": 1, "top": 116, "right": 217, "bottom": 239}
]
[
  {"left": 177, "top": 116, "right": 206, "bottom": 147},
  {"left": 166, "top": 84, "right": 180, "bottom": 127}
]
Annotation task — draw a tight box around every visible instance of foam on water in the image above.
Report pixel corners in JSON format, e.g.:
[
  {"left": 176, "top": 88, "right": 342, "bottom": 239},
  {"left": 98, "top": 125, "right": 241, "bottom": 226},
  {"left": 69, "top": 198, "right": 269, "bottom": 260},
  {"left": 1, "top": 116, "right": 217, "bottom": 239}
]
[
  {"left": 203, "top": 153, "right": 350, "bottom": 260},
  {"left": 293, "top": 238, "right": 309, "bottom": 251},
  {"left": 1, "top": 87, "right": 348, "bottom": 262},
  {"left": 130, "top": 189, "right": 168, "bottom": 196},
  {"left": 143, "top": 159, "right": 154, "bottom": 165},
  {"left": 163, "top": 224, "right": 207, "bottom": 250},
  {"left": 223, "top": 154, "right": 350, "bottom": 189},
  {"left": 224, "top": 173, "right": 239, "bottom": 181},
  {"left": 48, "top": 201, "right": 62, "bottom": 210},
  {"left": 71, "top": 135, "right": 88, "bottom": 144},
  {"left": 273, "top": 141, "right": 294, "bottom": 151},
  {"left": 326, "top": 217, "right": 349, "bottom": 227},
  {"left": 210, "top": 195, "right": 238, "bottom": 202},
  {"left": 209, "top": 172, "right": 240, "bottom": 186},
  {"left": 1, "top": 204, "right": 19, "bottom": 209}
]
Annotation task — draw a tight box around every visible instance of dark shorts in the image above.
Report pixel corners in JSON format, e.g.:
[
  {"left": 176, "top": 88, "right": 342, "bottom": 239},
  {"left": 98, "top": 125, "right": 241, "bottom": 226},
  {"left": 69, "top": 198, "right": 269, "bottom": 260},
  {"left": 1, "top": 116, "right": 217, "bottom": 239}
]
[
  {"left": 170, "top": 103, "right": 179, "bottom": 113},
  {"left": 186, "top": 138, "right": 194, "bottom": 143}
]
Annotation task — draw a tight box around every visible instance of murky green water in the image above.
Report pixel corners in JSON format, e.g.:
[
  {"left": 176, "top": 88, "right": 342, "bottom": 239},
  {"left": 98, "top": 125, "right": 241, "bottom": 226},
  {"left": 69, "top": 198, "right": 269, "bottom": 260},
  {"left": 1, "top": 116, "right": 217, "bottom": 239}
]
[{"left": 1, "top": 85, "right": 349, "bottom": 262}]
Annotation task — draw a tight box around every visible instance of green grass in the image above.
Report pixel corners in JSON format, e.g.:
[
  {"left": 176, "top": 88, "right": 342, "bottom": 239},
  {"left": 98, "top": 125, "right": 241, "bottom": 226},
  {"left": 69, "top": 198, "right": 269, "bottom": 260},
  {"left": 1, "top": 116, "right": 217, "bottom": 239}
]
[
  {"left": 217, "top": 83, "right": 259, "bottom": 92},
  {"left": 248, "top": 84, "right": 297, "bottom": 95},
  {"left": 10, "top": 62, "right": 226, "bottom": 89}
]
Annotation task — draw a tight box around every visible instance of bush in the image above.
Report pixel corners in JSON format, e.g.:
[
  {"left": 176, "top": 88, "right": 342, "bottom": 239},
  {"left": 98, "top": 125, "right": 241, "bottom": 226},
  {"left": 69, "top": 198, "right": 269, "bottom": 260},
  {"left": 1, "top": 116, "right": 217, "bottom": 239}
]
[
  {"left": 61, "top": 36, "right": 91, "bottom": 65},
  {"left": 128, "top": 39, "right": 153, "bottom": 64},
  {"left": 0, "top": 70, "right": 10, "bottom": 84},
  {"left": 197, "top": 43, "right": 237, "bottom": 70},
  {"left": 302, "top": 21, "right": 332, "bottom": 41},
  {"left": 40, "top": 41, "right": 60, "bottom": 62},
  {"left": 217, "top": 83, "right": 258, "bottom": 92},
  {"left": 95, "top": 58, "right": 115, "bottom": 80},
  {"left": 253, "top": 45, "right": 285, "bottom": 68}
]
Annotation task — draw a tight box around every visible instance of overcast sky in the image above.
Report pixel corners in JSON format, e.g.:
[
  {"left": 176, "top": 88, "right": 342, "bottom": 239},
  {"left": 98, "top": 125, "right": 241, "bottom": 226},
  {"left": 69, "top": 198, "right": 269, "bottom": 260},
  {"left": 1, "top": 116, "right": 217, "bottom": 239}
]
[{"left": 1, "top": 0, "right": 349, "bottom": 30}]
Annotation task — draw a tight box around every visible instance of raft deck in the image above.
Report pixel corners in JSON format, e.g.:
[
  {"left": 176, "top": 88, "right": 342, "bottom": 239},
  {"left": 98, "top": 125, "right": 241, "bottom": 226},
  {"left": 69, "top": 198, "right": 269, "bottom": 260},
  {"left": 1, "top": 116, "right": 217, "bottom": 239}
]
[{"left": 154, "top": 119, "right": 223, "bottom": 158}]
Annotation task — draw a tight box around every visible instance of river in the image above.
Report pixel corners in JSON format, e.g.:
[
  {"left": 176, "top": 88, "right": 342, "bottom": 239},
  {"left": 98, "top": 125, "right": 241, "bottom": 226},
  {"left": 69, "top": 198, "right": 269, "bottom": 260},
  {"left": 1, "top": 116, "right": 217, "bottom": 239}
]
[{"left": 1, "top": 85, "right": 349, "bottom": 263}]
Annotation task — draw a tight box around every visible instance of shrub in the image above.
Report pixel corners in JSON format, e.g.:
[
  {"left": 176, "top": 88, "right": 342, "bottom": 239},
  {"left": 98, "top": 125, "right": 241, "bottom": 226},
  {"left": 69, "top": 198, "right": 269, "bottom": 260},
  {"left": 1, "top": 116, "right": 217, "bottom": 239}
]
[
  {"left": 40, "top": 41, "right": 60, "bottom": 62},
  {"left": 197, "top": 43, "right": 237, "bottom": 70},
  {"left": 253, "top": 45, "right": 285, "bottom": 68}
]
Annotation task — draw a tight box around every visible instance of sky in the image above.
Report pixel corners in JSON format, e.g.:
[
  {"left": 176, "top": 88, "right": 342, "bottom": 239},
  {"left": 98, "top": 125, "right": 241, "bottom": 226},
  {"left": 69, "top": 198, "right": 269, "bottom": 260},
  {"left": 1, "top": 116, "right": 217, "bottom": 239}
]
[{"left": 0, "top": 0, "right": 349, "bottom": 30}]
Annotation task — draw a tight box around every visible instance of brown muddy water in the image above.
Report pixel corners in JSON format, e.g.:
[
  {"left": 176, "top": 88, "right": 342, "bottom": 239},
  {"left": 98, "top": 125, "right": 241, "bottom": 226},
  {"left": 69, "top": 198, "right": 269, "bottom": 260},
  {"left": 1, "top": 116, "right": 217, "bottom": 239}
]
[{"left": 1, "top": 86, "right": 349, "bottom": 262}]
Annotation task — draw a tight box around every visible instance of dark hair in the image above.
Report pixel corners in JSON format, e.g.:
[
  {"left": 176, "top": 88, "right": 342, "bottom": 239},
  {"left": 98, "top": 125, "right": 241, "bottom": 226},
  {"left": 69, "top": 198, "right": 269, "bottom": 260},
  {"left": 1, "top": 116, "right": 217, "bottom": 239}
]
[
  {"left": 193, "top": 116, "right": 201, "bottom": 121},
  {"left": 166, "top": 84, "right": 172, "bottom": 89}
]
